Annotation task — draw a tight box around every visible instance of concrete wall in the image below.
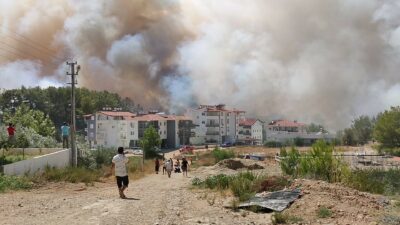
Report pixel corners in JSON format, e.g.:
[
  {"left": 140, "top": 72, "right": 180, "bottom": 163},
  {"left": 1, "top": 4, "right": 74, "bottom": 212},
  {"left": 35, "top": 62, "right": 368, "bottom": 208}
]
[
  {"left": 7, "top": 148, "right": 63, "bottom": 155},
  {"left": 2, "top": 149, "right": 71, "bottom": 176}
]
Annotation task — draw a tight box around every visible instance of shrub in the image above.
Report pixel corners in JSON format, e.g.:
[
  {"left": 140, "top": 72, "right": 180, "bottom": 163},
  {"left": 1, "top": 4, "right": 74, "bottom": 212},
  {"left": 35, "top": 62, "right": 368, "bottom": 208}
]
[
  {"left": 280, "top": 141, "right": 350, "bottom": 183},
  {"left": 317, "top": 206, "right": 332, "bottom": 218},
  {"left": 279, "top": 147, "right": 300, "bottom": 176},
  {"left": 345, "top": 169, "right": 400, "bottom": 195},
  {"left": 272, "top": 212, "right": 289, "bottom": 225},
  {"left": 212, "top": 147, "right": 235, "bottom": 163},
  {"left": 0, "top": 175, "right": 32, "bottom": 192},
  {"left": 192, "top": 172, "right": 265, "bottom": 202}
]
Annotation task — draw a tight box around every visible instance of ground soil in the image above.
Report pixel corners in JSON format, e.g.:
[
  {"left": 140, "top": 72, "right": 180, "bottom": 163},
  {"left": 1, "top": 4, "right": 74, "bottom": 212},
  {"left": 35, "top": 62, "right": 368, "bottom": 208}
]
[{"left": 0, "top": 148, "right": 397, "bottom": 225}]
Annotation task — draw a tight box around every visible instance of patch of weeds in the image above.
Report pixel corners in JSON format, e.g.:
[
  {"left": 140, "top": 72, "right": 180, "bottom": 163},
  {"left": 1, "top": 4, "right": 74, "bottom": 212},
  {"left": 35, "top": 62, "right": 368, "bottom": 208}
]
[
  {"left": 272, "top": 212, "right": 289, "bottom": 225},
  {"left": 212, "top": 147, "right": 235, "bottom": 163},
  {"left": 36, "top": 166, "right": 102, "bottom": 184},
  {"left": 230, "top": 198, "right": 240, "bottom": 212},
  {"left": 272, "top": 212, "right": 303, "bottom": 225},
  {"left": 317, "top": 206, "right": 332, "bottom": 218},
  {"left": 345, "top": 169, "right": 400, "bottom": 195},
  {"left": 0, "top": 175, "right": 32, "bottom": 192}
]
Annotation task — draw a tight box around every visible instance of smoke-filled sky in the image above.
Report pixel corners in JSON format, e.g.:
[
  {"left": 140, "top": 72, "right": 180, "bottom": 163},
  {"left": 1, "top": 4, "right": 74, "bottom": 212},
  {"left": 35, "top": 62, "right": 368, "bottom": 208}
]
[{"left": 1, "top": 0, "right": 400, "bottom": 130}]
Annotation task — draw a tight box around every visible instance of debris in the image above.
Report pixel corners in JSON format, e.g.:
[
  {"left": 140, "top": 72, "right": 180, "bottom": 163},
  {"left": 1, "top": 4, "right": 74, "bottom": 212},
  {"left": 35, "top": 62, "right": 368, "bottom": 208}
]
[{"left": 238, "top": 188, "right": 301, "bottom": 212}]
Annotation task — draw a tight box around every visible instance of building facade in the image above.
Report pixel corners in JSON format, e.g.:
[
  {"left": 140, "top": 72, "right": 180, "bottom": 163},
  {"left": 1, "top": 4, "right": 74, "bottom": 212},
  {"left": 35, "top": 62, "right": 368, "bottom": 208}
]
[
  {"left": 238, "top": 118, "right": 264, "bottom": 145},
  {"left": 185, "top": 104, "right": 245, "bottom": 145},
  {"left": 84, "top": 111, "right": 192, "bottom": 149},
  {"left": 265, "top": 119, "right": 334, "bottom": 145}
]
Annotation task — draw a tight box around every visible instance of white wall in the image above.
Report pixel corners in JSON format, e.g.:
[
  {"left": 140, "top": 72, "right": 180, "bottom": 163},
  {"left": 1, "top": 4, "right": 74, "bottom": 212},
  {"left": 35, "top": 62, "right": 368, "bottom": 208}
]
[
  {"left": 3, "top": 149, "right": 71, "bottom": 176},
  {"left": 7, "top": 148, "right": 63, "bottom": 155}
]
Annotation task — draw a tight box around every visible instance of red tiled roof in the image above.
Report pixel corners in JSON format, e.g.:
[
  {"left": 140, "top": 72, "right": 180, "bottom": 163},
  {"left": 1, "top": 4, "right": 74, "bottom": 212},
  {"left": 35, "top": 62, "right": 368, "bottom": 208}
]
[
  {"left": 98, "top": 111, "right": 136, "bottom": 118},
  {"left": 239, "top": 118, "right": 258, "bottom": 126},
  {"left": 268, "top": 120, "right": 305, "bottom": 127}
]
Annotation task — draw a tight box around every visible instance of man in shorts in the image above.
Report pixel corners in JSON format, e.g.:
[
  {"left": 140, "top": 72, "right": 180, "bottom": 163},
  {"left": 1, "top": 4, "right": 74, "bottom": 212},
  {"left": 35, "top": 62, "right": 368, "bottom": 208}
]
[{"left": 111, "top": 147, "right": 129, "bottom": 199}]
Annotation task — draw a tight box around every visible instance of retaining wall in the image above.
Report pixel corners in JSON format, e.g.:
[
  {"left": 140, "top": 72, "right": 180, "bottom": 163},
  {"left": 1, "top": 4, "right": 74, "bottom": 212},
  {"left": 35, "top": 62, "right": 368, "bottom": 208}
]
[{"left": 2, "top": 149, "right": 71, "bottom": 176}]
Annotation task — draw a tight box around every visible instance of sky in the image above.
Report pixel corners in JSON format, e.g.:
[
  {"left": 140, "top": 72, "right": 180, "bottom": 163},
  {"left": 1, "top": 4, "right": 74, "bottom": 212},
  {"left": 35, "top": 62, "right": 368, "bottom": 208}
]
[{"left": 1, "top": 0, "right": 400, "bottom": 130}]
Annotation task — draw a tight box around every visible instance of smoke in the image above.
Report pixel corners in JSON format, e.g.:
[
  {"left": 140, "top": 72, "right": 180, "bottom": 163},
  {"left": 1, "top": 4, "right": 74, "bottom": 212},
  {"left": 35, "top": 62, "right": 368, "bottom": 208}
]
[{"left": 1, "top": 0, "right": 400, "bottom": 130}]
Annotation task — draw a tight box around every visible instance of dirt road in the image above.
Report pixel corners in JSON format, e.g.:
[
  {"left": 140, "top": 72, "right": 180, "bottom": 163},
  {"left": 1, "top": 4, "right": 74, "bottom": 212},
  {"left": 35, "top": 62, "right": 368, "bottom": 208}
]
[{"left": 0, "top": 169, "right": 271, "bottom": 225}]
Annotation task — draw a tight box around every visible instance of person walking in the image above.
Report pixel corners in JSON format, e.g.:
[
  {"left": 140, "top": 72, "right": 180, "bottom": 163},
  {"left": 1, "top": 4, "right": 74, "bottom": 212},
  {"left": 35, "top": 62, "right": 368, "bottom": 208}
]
[
  {"left": 162, "top": 158, "right": 167, "bottom": 175},
  {"left": 165, "top": 159, "right": 173, "bottom": 178},
  {"left": 181, "top": 157, "right": 189, "bottom": 177},
  {"left": 155, "top": 158, "right": 160, "bottom": 174},
  {"left": 111, "top": 147, "right": 129, "bottom": 199},
  {"left": 61, "top": 122, "right": 70, "bottom": 148}
]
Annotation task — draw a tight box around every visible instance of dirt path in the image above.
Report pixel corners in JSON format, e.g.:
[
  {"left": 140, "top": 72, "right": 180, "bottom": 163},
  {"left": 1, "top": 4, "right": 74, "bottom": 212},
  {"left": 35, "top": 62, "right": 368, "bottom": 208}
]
[{"left": 0, "top": 169, "right": 271, "bottom": 225}]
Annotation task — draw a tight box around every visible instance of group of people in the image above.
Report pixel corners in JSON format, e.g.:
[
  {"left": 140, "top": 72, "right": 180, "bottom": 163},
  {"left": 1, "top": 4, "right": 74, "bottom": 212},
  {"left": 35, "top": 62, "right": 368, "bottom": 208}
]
[
  {"left": 155, "top": 157, "right": 189, "bottom": 178},
  {"left": 111, "top": 147, "right": 191, "bottom": 199}
]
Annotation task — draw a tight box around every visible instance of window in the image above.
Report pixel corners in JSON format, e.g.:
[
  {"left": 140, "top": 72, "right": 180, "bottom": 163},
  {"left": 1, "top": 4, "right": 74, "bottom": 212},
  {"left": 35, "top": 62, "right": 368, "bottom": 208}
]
[
  {"left": 90, "top": 124, "right": 94, "bottom": 129},
  {"left": 159, "top": 122, "right": 162, "bottom": 126},
  {"left": 160, "top": 131, "right": 162, "bottom": 135},
  {"left": 130, "top": 123, "right": 134, "bottom": 128},
  {"left": 202, "top": 121, "right": 205, "bottom": 124},
  {"left": 131, "top": 131, "right": 134, "bottom": 135},
  {"left": 164, "top": 122, "right": 166, "bottom": 126},
  {"left": 202, "top": 113, "right": 205, "bottom": 116},
  {"left": 164, "top": 131, "right": 166, "bottom": 134}
]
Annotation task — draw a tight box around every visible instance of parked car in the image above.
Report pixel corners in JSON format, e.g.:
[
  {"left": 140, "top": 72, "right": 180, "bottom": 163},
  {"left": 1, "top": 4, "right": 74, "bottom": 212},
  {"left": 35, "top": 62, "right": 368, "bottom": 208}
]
[
  {"left": 220, "top": 142, "right": 234, "bottom": 147},
  {"left": 179, "top": 145, "right": 195, "bottom": 154},
  {"left": 132, "top": 149, "right": 143, "bottom": 155}
]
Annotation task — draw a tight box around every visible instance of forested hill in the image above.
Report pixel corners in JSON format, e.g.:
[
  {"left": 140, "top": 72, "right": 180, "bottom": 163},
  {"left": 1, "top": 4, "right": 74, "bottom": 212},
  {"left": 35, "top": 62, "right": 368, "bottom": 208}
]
[{"left": 0, "top": 86, "right": 141, "bottom": 130}]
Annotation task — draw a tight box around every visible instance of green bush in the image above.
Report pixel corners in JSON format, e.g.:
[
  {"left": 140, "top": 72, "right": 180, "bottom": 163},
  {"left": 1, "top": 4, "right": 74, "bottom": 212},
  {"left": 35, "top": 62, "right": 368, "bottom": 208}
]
[
  {"left": 78, "top": 148, "right": 115, "bottom": 169},
  {"left": 0, "top": 175, "right": 32, "bottom": 192},
  {"left": 280, "top": 141, "right": 350, "bottom": 183},
  {"left": 279, "top": 147, "right": 300, "bottom": 176},
  {"left": 345, "top": 169, "right": 400, "bottom": 195},
  {"left": 317, "top": 206, "right": 332, "bottom": 218},
  {"left": 212, "top": 147, "right": 235, "bottom": 163}
]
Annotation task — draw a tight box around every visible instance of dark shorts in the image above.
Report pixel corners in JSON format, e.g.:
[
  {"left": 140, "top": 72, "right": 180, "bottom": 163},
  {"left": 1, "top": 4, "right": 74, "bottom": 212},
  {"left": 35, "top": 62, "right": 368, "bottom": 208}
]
[
  {"left": 116, "top": 176, "right": 129, "bottom": 188},
  {"left": 182, "top": 166, "right": 187, "bottom": 172}
]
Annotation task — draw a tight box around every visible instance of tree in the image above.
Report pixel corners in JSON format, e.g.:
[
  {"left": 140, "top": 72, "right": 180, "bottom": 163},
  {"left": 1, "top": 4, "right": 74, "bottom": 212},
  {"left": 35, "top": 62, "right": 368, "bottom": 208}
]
[
  {"left": 3, "top": 104, "right": 55, "bottom": 137},
  {"left": 306, "top": 123, "right": 327, "bottom": 133},
  {"left": 351, "top": 115, "right": 373, "bottom": 145},
  {"left": 140, "top": 126, "right": 161, "bottom": 159},
  {"left": 373, "top": 106, "right": 400, "bottom": 148},
  {"left": 342, "top": 128, "right": 357, "bottom": 146}
]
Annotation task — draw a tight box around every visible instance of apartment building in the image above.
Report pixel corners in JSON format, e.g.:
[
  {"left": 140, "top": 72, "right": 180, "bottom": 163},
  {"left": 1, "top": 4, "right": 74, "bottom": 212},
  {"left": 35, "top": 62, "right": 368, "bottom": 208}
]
[
  {"left": 84, "top": 111, "right": 137, "bottom": 148},
  {"left": 185, "top": 104, "right": 245, "bottom": 145},
  {"left": 84, "top": 111, "right": 192, "bottom": 149},
  {"left": 265, "top": 119, "right": 334, "bottom": 144},
  {"left": 238, "top": 118, "right": 264, "bottom": 145}
]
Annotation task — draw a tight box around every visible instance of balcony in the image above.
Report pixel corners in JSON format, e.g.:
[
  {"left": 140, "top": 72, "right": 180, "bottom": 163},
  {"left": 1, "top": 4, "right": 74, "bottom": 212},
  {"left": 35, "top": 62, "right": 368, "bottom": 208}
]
[
  {"left": 206, "top": 123, "right": 219, "bottom": 127},
  {"left": 206, "top": 131, "right": 220, "bottom": 135}
]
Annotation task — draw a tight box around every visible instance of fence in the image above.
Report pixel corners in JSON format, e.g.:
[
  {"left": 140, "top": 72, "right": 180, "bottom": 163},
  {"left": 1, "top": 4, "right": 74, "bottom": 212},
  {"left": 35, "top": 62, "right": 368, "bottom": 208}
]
[{"left": 1, "top": 149, "right": 71, "bottom": 176}]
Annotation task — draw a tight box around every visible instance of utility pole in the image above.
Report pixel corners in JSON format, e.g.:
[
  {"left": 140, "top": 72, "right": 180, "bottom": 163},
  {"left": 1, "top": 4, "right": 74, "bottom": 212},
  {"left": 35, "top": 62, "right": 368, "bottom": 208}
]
[{"left": 67, "top": 61, "right": 80, "bottom": 167}]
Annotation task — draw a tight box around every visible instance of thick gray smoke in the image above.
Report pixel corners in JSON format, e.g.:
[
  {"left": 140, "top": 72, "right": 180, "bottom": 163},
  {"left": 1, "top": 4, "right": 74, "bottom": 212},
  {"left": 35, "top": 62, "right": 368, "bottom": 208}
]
[{"left": 1, "top": 0, "right": 400, "bottom": 130}]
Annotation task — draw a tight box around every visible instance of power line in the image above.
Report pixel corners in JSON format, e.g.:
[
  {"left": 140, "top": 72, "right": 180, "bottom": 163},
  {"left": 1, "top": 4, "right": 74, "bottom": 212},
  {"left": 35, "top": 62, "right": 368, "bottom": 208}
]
[{"left": 1, "top": 28, "right": 57, "bottom": 56}]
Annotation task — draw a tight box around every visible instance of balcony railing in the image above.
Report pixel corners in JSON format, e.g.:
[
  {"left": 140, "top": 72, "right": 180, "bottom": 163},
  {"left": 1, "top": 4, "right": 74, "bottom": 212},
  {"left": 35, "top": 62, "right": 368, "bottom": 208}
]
[{"left": 206, "top": 123, "right": 219, "bottom": 127}]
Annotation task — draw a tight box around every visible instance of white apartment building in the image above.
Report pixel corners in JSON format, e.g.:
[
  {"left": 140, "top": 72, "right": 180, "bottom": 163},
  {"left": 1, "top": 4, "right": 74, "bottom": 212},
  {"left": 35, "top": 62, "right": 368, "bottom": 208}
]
[
  {"left": 85, "top": 111, "right": 192, "bottom": 149},
  {"left": 85, "top": 111, "right": 137, "bottom": 148},
  {"left": 185, "top": 104, "right": 245, "bottom": 145},
  {"left": 238, "top": 118, "right": 264, "bottom": 145}
]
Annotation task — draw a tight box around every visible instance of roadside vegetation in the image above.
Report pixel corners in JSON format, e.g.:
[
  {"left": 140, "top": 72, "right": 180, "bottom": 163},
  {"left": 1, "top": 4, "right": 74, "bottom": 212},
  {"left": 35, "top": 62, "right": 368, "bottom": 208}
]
[
  {"left": 192, "top": 172, "right": 266, "bottom": 201},
  {"left": 279, "top": 140, "right": 400, "bottom": 196},
  {"left": 0, "top": 175, "right": 32, "bottom": 192}
]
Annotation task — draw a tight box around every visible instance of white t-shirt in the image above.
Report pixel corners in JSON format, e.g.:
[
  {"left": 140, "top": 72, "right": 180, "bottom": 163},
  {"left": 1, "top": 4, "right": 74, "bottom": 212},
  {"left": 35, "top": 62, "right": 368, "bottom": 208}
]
[
  {"left": 165, "top": 160, "right": 173, "bottom": 171},
  {"left": 112, "top": 154, "right": 129, "bottom": 177}
]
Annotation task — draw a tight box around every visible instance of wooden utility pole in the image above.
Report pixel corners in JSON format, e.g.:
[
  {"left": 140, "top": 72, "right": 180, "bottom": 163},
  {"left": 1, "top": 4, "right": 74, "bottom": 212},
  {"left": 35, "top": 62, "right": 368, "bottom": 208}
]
[{"left": 67, "top": 61, "right": 80, "bottom": 167}]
